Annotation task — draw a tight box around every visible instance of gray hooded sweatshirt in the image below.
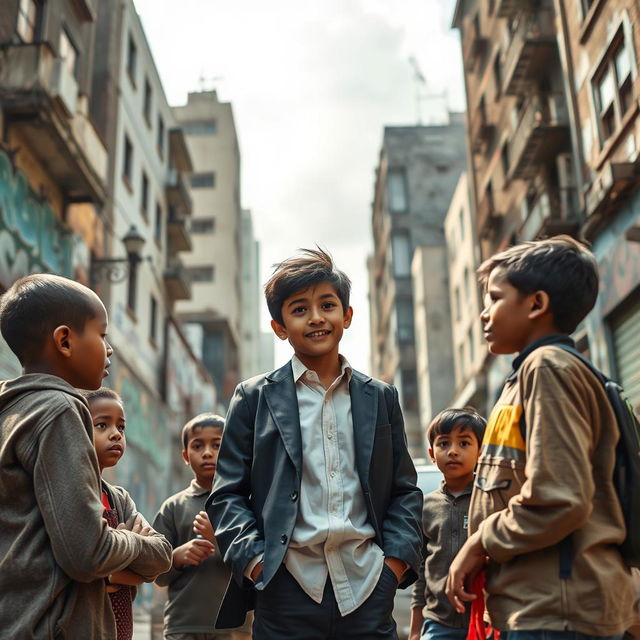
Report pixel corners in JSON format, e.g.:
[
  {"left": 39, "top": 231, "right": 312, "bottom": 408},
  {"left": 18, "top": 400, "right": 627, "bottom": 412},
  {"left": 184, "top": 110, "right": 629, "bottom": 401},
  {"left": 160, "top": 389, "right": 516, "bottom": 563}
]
[{"left": 0, "top": 374, "right": 172, "bottom": 640}]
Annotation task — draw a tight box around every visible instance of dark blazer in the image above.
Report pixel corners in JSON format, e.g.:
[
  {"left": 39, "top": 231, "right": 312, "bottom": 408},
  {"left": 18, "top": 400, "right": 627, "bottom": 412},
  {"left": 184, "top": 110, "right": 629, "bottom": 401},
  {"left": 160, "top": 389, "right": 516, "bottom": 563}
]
[{"left": 206, "top": 361, "right": 423, "bottom": 628}]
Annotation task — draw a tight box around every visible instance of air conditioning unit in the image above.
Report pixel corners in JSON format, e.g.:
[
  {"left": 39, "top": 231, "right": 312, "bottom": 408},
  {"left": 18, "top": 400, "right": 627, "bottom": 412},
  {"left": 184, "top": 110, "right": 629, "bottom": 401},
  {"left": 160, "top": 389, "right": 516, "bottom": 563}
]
[{"left": 50, "top": 58, "right": 78, "bottom": 117}]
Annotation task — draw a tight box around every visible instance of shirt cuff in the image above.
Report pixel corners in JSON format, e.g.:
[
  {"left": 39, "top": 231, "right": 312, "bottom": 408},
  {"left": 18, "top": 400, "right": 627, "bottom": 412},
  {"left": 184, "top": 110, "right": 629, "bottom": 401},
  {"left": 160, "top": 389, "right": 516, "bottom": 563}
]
[{"left": 244, "top": 553, "right": 264, "bottom": 582}]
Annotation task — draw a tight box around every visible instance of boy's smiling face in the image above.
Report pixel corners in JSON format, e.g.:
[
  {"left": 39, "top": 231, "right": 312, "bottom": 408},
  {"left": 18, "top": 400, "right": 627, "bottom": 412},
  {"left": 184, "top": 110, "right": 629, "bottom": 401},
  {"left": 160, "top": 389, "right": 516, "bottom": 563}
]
[{"left": 271, "top": 282, "right": 353, "bottom": 364}]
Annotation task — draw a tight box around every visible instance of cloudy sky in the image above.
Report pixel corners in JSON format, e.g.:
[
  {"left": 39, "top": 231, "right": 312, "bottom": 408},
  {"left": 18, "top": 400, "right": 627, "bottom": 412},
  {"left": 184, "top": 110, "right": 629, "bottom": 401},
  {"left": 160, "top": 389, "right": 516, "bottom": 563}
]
[{"left": 133, "top": 0, "right": 466, "bottom": 372}]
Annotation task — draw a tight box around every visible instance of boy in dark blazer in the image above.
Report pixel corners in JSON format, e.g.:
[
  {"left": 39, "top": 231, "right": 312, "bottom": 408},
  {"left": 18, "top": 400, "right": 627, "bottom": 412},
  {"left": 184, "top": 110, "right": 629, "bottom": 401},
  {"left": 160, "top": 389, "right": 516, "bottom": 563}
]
[{"left": 207, "top": 248, "right": 423, "bottom": 640}]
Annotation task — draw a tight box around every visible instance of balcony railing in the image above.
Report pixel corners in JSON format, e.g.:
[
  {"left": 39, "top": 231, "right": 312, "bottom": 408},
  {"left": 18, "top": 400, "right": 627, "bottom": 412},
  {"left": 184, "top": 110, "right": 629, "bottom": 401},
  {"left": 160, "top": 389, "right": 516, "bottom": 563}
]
[
  {"left": 0, "top": 43, "right": 107, "bottom": 203},
  {"left": 502, "top": 10, "right": 556, "bottom": 95},
  {"left": 469, "top": 104, "right": 494, "bottom": 153},
  {"left": 463, "top": 19, "right": 487, "bottom": 71},
  {"left": 476, "top": 189, "right": 500, "bottom": 238},
  {"left": 520, "top": 187, "right": 579, "bottom": 241},
  {"left": 166, "top": 168, "right": 193, "bottom": 216},
  {"left": 509, "top": 93, "right": 570, "bottom": 180},
  {"left": 167, "top": 208, "right": 192, "bottom": 253},
  {"left": 164, "top": 260, "right": 191, "bottom": 301}
]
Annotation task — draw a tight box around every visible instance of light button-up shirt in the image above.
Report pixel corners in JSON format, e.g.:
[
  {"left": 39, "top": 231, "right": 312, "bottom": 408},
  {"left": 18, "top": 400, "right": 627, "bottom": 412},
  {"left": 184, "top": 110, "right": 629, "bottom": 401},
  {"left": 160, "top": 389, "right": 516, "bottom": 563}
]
[{"left": 284, "top": 355, "right": 384, "bottom": 616}]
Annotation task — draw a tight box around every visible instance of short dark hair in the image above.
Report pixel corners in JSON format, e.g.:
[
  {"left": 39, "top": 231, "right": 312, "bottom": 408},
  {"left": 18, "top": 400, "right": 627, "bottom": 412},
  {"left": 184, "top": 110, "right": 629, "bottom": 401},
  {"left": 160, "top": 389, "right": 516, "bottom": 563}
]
[
  {"left": 182, "top": 413, "right": 225, "bottom": 450},
  {"left": 0, "top": 274, "right": 98, "bottom": 363},
  {"left": 264, "top": 248, "right": 351, "bottom": 324},
  {"left": 80, "top": 387, "right": 122, "bottom": 405},
  {"left": 427, "top": 407, "right": 486, "bottom": 448},
  {"left": 477, "top": 235, "right": 599, "bottom": 333}
]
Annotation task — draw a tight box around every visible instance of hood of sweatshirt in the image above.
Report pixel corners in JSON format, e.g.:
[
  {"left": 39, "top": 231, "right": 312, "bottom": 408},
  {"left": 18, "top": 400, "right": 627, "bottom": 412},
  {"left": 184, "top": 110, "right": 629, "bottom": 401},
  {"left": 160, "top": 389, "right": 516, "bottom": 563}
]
[{"left": 0, "top": 373, "right": 89, "bottom": 412}]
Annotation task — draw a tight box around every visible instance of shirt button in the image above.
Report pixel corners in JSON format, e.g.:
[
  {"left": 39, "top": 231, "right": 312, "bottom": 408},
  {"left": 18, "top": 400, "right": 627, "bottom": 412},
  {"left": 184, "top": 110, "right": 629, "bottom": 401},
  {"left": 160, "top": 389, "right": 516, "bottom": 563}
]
[
  {"left": 290, "top": 491, "right": 298, "bottom": 502},
  {"left": 280, "top": 534, "right": 288, "bottom": 544},
  {"left": 330, "top": 471, "right": 336, "bottom": 478},
  {"left": 327, "top": 432, "right": 333, "bottom": 439}
]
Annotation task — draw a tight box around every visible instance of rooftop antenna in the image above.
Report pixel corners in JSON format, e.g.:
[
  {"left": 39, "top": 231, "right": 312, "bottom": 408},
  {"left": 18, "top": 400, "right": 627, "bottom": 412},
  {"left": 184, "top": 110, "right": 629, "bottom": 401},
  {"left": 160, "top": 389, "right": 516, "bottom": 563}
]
[
  {"left": 198, "top": 73, "right": 224, "bottom": 93},
  {"left": 408, "top": 55, "right": 426, "bottom": 124}
]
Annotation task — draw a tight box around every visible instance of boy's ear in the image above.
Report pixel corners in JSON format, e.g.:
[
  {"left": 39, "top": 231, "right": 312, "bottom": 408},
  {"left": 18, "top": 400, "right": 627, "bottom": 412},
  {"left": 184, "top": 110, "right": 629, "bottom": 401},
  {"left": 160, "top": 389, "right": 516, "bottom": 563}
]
[
  {"left": 528, "top": 290, "right": 551, "bottom": 320},
  {"left": 181, "top": 449, "right": 190, "bottom": 466},
  {"left": 270, "top": 319, "right": 288, "bottom": 341},
  {"left": 52, "top": 325, "right": 73, "bottom": 358},
  {"left": 428, "top": 446, "right": 435, "bottom": 464},
  {"left": 343, "top": 306, "right": 353, "bottom": 328}
]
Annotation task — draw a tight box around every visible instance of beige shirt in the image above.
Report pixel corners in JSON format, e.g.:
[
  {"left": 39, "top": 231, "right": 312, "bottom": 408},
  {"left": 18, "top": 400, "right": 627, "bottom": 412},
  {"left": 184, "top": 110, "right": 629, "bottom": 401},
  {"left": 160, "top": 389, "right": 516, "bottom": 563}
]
[{"left": 283, "top": 355, "right": 384, "bottom": 615}]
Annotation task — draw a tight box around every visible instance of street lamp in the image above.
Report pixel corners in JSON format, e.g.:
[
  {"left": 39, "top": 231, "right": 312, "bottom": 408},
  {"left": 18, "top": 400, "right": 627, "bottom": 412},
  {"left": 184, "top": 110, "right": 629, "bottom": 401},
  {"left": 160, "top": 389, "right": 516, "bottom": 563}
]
[{"left": 90, "top": 225, "right": 146, "bottom": 286}]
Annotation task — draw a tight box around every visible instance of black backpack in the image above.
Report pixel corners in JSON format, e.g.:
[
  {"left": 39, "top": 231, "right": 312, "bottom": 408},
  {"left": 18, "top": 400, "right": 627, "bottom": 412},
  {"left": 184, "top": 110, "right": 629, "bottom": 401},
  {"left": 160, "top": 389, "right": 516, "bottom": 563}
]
[{"left": 520, "top": 343, "right": 640, "bottom": 569}]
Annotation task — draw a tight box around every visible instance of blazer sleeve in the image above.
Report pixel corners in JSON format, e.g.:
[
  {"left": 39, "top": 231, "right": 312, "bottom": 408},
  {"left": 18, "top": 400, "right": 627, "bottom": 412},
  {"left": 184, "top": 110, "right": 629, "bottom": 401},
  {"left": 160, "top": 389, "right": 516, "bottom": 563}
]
[
  {"left": 206, "top": 383, "right": 265, "bottom": 586},
  {"left": 380, "top": 385, "right": 424, "bottom": 587}
]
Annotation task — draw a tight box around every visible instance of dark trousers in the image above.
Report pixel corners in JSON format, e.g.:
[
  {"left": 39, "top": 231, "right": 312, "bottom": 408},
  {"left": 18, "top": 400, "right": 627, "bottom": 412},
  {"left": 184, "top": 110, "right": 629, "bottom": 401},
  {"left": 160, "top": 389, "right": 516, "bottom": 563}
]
[{"left": 253, "top": 564, "right": 398, "bottom": 640}]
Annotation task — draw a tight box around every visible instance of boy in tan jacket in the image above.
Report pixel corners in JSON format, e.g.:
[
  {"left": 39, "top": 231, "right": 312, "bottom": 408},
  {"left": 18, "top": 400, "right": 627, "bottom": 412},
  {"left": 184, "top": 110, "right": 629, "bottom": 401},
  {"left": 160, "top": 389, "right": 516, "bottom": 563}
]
[{"left": 446, "top": 236, "right": 635, "bottom": 639}]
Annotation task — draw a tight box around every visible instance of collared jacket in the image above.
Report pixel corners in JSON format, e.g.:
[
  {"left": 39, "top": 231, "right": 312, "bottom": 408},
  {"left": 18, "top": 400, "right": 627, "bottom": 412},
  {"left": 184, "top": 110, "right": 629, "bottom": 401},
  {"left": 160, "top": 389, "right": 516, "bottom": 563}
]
[
  {"left": 470, "top": 338, "right": 635, "bottom": 635},
  {"left": 207, "top": 361, "right": 423, "bottom": 629}
]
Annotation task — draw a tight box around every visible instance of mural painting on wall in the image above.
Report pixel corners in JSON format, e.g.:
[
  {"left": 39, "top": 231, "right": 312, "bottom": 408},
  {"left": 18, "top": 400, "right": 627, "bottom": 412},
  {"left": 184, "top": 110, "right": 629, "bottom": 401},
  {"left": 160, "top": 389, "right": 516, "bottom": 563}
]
[
  {"left": 597, "top": 237, "right": 640, "bottom": 316},
  {"left": 0, "top": 148, "right": 74, "bottom": 289}
]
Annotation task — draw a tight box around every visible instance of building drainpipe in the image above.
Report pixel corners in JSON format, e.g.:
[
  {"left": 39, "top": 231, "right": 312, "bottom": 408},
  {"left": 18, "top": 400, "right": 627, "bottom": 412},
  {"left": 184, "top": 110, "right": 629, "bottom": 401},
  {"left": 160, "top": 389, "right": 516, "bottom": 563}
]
[{"left": 553, "top": 0, "right": 588, "bottom": 223}]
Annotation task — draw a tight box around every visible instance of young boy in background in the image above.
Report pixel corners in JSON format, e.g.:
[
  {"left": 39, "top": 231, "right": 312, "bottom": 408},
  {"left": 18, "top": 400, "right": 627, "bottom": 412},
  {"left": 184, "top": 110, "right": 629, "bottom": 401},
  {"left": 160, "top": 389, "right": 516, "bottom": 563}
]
[
  {"left": 446, "top": 236, "right": 636, "bottom": 638},
  {"left": 0, "top": 274, "right": 171, "bottom": 640},
  {"left": 154, "top": 414, "right": 248, "bottom": 640},
  {"left": 410, "top": 408, "right": 485, "bottom": 640}
]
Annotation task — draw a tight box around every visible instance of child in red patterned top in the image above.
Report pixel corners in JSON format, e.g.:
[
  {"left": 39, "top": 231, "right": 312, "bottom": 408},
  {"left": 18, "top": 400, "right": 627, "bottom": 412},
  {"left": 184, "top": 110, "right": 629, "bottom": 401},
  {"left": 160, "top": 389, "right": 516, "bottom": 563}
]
[{"left": 82, "top": 387, "right": 164, "bottom": 640}]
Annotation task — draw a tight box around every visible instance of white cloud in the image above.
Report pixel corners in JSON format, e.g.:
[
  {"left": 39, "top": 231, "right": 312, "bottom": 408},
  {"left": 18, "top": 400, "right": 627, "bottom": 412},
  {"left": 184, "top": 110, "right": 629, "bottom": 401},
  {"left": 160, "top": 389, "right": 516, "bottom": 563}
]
[{"left": 134, "top": 0, "right": 465, "bottom": 372}]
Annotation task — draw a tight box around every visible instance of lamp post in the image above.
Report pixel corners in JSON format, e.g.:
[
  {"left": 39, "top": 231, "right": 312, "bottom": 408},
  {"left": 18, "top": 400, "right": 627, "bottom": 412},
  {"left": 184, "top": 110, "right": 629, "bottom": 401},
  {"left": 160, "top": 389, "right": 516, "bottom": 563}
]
[{"left": 90, "top": 225, "right": 146, "bottom": 287}]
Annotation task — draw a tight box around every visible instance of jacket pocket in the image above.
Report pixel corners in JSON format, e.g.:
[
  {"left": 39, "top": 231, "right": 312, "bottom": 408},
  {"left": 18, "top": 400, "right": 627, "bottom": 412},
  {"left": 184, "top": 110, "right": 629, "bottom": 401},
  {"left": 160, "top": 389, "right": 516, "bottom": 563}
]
[{"left": 474, "top": 461, "right": 521, "bottom": 510}]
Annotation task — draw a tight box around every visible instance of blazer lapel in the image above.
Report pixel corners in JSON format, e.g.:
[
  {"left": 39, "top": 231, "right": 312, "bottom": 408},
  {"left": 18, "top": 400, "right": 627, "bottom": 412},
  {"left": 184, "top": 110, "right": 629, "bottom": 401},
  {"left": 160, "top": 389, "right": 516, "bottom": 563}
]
[
  {"left": 350, "top": 372, "right": 377, "bottom": 489},
  {"left": 263, "top": 364, "right": 303, "bottom": 478}
]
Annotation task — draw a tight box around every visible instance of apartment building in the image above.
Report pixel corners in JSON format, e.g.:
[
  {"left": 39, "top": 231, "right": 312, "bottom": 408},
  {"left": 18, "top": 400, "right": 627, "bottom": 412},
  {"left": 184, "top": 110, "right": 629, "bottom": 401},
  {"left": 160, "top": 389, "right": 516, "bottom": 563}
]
[
  {"left": 454, "top": 0, "right": 640, "bottom": 408},
  {"left": 173, "top": 90, "right": 244, "bottom": 406},
  {"left": 0, "top": 0, "right": 107, "bottom": 377},
  {"left": 90, "top": 0, "right": 215, "bottom": 508},
  {"left": 443, "top": 173, "right": 487, "bottom": 409},
  {"left": 368, "top": 118, "right": 467, "bottom": 456}
]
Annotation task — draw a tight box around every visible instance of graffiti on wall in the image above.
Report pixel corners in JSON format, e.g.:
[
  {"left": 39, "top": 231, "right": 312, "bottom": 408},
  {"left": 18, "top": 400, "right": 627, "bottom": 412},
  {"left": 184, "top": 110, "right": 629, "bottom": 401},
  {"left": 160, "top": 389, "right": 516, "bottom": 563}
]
[{"left": 0, "top": 149, "right": 73, "bottom": 288}]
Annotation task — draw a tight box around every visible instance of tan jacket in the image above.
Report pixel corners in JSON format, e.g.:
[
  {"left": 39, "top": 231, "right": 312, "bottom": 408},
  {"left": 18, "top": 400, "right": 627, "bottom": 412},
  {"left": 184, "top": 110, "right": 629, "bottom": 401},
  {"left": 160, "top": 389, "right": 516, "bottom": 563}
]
[{"left": 470, "top": 343, "right": 635, "bottom": 635}]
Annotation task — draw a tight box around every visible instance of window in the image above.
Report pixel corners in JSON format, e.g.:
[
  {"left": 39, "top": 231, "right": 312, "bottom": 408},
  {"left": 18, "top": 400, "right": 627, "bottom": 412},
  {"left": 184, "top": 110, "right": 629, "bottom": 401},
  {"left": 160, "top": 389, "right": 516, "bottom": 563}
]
[
  {"left": 188, "top": 266, "right": 215, "bottom": 282},
  {"left": 191, "top": 217, "right": 215, "bottom": 234},
  {"left": 459, "top": 208, "right": 465, "bottom": 241},
  {"left": 454, "top": 286, "right": 461, "bottom": 321},
  {"left": 154, "top": 202, "right": 162, "bottom": 244},
  {"left": 190, "top": 172, "right": 216, "bottom": 189},
  {"left": 396, "top": 300, "right": 414, "bottom": 343},
  {"left": 157, "top": 115, "right": 165, "bottom": 157},
  {"left": 149, "top": 295, "right": 157, "bottom": 343},
  {"left": 593, "top": 28, "right": 635, "bottom": 145},
  {"left": 493, "top": 54, "right": 502, "bottom": 99},
  {"left": 143, "top": 77, "right": 152, "bottom": 125},
  {"left": 122, "top": 134, "right": 133, "bottom": 185},
  {"left": 126, "top": 35, "right": 137, "bottom": 86},
  {"left": 501, "top": 142, "right": 511, "bottom": 181},
  {"left": 391, "top": 234, "right": 412, "bottom": 277},
  {"left": 16, "top": 0, "right": 40, "bottom": 42},
  {"left": 127, "top": 263, "right": 137, "bottom": 312},
  {"left": 182, "top": 120, "right": 217, "bottom": 136},
  {"left": 468, "top": 326, "right": 475, "bottom": 365},
  {"left": 140, "top": 171, "right": 149, "bottom": 217},
  {"left": 59, "top": 29, "right": 78, "bottom": 79},
  {"left": 387, "top": 169, "right": 408, "bottom": 212}
]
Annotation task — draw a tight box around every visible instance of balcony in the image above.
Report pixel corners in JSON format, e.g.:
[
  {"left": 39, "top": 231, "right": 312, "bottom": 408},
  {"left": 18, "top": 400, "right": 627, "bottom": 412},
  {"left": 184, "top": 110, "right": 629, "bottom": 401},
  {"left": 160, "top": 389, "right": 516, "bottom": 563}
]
[
  {"left": 520, "top": 187, "right": 579, "bottom": 241},
  {"left": 469, "top": 104, "right": 494, "bottom": 153},
  {"left": 495, "top": 0, "right": 526, "bottom": 19},
  {"left": 509, "top": 93, "right": 570, "bottom": 181},
  {"left": 476, "top": 189, "right": 501, "bottom": 238},
  {"left": 166, "top": 168, "right": 193, "bottom": 216},
  {"left": 463, "top": 19, "right": 487, "bottom": 71},
  {"left": 502, "top": 10, "right": 557, "bottom": 96},
  {"left": 164, "top": 260, "right": 191, "bottom": 301},
  {"left": 584, "top": 161, "right": 640, "bottom": 237},
  {"left": 167, "top": 208, "right": 192, "bottom": 253},
  {"left": 168, "top": 128, "right": 193, "bottom": 173},
  {"left": 70, "top": 0, "right": 97, "bottom": 20},
  {"left": 0, "top": 43, "right": 107, "bottom": 204}
]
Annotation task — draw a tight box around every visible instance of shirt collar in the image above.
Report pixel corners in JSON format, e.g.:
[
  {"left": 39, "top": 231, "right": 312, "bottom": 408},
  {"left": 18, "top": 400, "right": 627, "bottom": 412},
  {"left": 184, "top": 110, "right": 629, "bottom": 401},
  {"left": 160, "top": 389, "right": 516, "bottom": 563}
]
[
  {"left": 291, "top": 354, "right": 353, "bottom": 385},
  {"left": 508, "top": 333, "right": 575, "bottom": 380},
  {"left": 187, "top": 479, "right": 211, "bottom": 497},
  {"left": 441, "top": 478, "right": 474, "bottom": 498}
]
